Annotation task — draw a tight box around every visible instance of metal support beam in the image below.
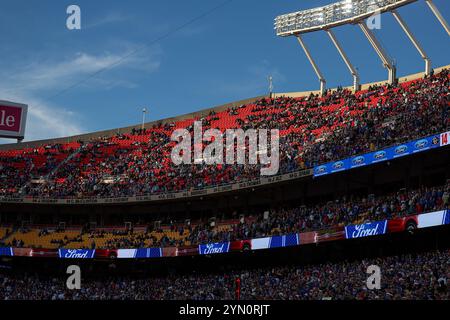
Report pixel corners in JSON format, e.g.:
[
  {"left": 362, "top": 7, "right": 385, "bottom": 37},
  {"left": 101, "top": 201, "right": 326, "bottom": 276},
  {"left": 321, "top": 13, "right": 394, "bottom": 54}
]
[
  {"left": 296, "top": 34, "right": 326, "bottom": 95},
  {"left": 425, "top": 0, "right": 450, "bottom": 36},
  {"left": 326, "top": 29, "right": 360, "bottom": 91},
  {"left": 359, "top": 22, "right": 396, "bottom": 84},
  {"left": 392, "top": 10, "right": 431, "bottom": 75}
]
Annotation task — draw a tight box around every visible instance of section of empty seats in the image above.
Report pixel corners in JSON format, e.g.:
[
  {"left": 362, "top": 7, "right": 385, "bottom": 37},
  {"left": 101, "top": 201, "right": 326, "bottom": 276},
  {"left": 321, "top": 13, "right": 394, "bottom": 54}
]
[{"left": 3, "top": 228, "right": 82, "bottom": 249}]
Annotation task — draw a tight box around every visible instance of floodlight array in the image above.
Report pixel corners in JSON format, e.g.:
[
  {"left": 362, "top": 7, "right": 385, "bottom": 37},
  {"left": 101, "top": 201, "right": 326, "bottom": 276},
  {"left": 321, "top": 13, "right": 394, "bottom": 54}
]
[{"left": 274, "top": 0, "right": 417, "bottom": 36}]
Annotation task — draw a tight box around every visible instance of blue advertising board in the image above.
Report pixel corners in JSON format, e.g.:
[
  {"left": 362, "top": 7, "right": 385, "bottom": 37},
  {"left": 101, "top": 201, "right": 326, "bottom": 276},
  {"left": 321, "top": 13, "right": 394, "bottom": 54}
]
[
  {"left": 269, "top": 234, "right": 299, "bottom": 248},
  {"left": 148, "top": 247, "right": 163, "bottom": 258},
  {"left": 314, "top": 134, "right": 441, "bottom": 177},
  {"left": 444, "top": 210, "right": 450, "bottom": 226},
  {"left": 132, "top": 248, "right": 162, "bottom": 258},
  {"left": 199, "top": 242, "right": 230, "bottom": 255},
  {"left": 0, "top": 247, "right": 13, "bottom": 256},
  {"left": 135, "top": 248, "right": 149, "bottom": 258},
  {"left": 345, "top": 220, "right": 387, "bottom": 239},
  {"left": 58, "top": 249, "right": 96, "bottom": 259}
]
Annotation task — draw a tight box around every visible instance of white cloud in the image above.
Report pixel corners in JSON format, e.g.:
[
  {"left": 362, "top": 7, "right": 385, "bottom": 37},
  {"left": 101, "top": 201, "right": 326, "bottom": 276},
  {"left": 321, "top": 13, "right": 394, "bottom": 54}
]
[
  {"left": 5, "top": 47, "right": 162, "bottom": 93},
  {"left": 0, "top": 46, "right": 162, "bottom": 143},
  {"left": 83, "top": 12, "right": 131, "bottom": 30}
]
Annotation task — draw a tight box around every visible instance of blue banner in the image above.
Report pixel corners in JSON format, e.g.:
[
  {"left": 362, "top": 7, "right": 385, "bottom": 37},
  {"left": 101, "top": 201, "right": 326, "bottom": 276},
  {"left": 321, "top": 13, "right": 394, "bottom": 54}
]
[
  {"left": 0, "top": 247, "right": 13, "bottom": 256},
  {"left": 269, "top": 234, "right": 299, "bottom": 248},
  {"left": 148, "top": 247, "right": 162, "bottom": 258},
  {"left": 345, "top": 220, "right": 387, "bottom": 239},
  {"left": 445, "top": 210, "right": 450, "bottom": 226},
  {"left": 284, "top": 233, "right": 300, "bottom": 247},
  {"left": 199, "top": 242, "right": 230, "bottom": 255},
  {"left": 269, "top": 235, "right": 283, "bottom": 248},
  {"left": 134, "top": 248, "right": 147, "bottom": 258},
  {"left": 314, "top": 134, "right": 441, "bottom": 177},
  {"left": 130, "top": 248, "right": 162, "bottom": 258},
  {"left": 58, "top": 249, "right": 96, "bottom": 259}
]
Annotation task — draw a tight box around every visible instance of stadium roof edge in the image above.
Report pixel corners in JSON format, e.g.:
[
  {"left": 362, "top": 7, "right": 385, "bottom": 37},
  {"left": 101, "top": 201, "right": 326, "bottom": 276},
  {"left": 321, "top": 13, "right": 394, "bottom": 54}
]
[{"left": 0, "top": 64, "right": 448, "bottom": 150}]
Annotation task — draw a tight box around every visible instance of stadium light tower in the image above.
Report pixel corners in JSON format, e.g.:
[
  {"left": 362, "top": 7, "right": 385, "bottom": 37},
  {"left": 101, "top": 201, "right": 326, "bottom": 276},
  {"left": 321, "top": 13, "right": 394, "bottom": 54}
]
[{"left": 274, "top": 0, "right": 450, "bottom": 91}]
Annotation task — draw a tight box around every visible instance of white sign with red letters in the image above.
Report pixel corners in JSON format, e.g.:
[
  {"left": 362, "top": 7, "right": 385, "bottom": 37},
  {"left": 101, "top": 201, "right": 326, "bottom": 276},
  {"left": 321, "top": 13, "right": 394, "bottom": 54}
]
[{"left": 440, "top": 131, "right": 449, "bottom": 147}]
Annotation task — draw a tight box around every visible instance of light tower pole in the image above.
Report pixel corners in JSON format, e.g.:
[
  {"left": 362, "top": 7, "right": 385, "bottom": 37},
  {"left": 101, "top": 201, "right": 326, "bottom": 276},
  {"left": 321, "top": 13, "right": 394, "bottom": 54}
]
[
  {"left": 296, "top": 34, "right": 326, "bottom": 95},
  {"left": 141, "top": 107, "right": 147, "bottom": 131},
  {"left": 268, "top": 76, "right": 274, "bottom": 98},
  {"left": 326, "top": 29, "right": 360, "bottom": 91},
  {"left": 391, "top": 10, "right": 431, "bottom": 75},
  {"left": 425, "top": 0, "right": 450, "bottom": 36},
  {"left": 359, "top": 22, "right": 396, "bottom": 84}
]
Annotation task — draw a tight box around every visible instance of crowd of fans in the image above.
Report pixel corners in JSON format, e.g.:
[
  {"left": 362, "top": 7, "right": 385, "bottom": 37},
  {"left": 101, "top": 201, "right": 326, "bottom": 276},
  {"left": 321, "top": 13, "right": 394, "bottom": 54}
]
[
  {"left": 2, "top": 182, "right": 448, "bottom": 249},
  {"left": 0, "top": 249, "right": 448, "bottom": 300},
  {"left": 0, "top": 143, "right": 76, "bottom": 196},
  {"left": 73, "top": 182, "right": 450, "bottom": 248},
  {"left": 0, "top": 70, "right": 448, "bottom": 198}
]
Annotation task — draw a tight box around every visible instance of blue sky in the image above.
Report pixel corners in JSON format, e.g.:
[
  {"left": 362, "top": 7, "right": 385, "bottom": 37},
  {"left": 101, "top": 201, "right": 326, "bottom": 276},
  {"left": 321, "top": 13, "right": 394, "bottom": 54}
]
[{"left": 0, "top": 0, "right": 449, "bottom": 143}]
